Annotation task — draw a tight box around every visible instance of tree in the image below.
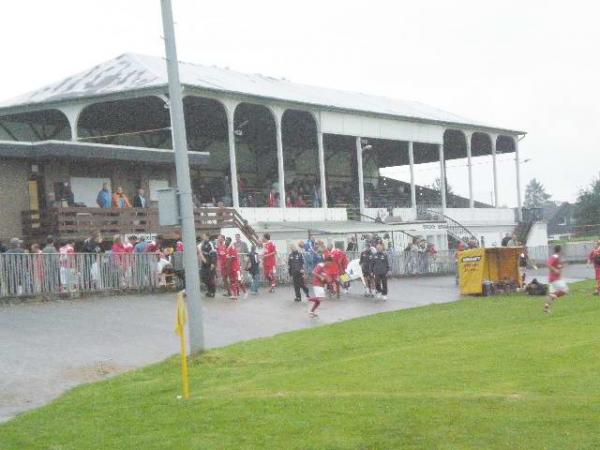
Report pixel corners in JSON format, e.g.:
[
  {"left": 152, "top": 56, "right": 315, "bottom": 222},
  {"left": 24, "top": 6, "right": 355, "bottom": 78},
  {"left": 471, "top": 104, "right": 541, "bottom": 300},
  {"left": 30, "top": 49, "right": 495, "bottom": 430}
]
[
  {"left": 573, "top": 175, "right": 600, "bottom": 226},
  {"left": 524, "top": 178, "right": 552, "bottom": 208}
]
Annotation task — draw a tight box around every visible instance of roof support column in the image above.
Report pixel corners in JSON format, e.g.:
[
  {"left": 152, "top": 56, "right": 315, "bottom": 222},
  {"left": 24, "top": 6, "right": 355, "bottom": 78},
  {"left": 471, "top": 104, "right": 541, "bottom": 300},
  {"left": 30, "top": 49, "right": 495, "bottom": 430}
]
[
  {"left": 439, "top": 143, "right": 447, "bottom": 213},
  {"left": 316, "top": 128, "right": 328, "bottom": 209},
  {"left": 356, "top": 137, "right": 365, "bottom": 216},
  {"left": 515, "top": 136, "right": 523, "bottom": 221},
  {"left": 223, "top": 100, "right": 240, "bottom": 208},
  {"left": 59, "top": 104, "right": 85, "bottom": 142},
  {"left": 491, "top": 133, "right": 498, "bottom": 208},
  {"left": 465, "top": 132, "right": 474, "bottom": 208},
  {"left": 272, "top": 106, "right": 286, "bottom": 216},
  {"left": 408, "top": 141, "right": 417, "bottom": 212}
]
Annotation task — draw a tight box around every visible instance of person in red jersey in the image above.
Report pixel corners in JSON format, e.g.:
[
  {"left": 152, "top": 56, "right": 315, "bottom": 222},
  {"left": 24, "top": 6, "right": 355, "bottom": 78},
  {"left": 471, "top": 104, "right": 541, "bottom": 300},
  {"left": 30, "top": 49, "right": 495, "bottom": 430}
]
[
  {"left": 225, "top": 237, "right": 247, "bottom": 300},
  {"left": 261, "top": 233, "right": 277, "bottom": 292},
  {"left": 216, "top": 235, "right": 230, "bottom": 297},
  {"left": 588, "top": 240, "right": 600, "bottom": 296},
  {"left": 321, "top": 244, "right": 339, "bottom": 296},
  {"left": 331, "top": 245, "right": 350, "bottom": 293},
  {"left": 545, "top": 244, "right": 568, "bottom": 313},
  {"left": 307, "top": 256, "right": 334, "bottom": 317}
]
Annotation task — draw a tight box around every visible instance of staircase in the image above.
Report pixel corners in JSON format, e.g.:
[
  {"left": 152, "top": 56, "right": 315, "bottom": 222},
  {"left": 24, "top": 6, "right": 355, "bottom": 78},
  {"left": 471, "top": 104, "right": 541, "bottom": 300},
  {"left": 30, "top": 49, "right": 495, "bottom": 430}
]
[
  {"left": 513, "top": 220, "right": 534, "bottom": 245},
  {"left": 418, "top": 208, "right": 478, "bottom": 245},
  {"left": 229, "top": 209, "right": 260, "bottom": 246}
]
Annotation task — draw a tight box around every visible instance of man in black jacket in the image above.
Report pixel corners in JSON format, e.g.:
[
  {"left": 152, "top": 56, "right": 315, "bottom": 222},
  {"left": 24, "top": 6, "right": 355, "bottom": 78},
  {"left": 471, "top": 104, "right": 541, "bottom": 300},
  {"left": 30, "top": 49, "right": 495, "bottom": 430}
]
[
  {"left": 288, "top": 243, "right": 309, "bottom": 302},
  {"left": 372, "top": 243, "right": 390, "bottom": 300},
  {"left": 198, "top": 233, "right": 217, "bottom": 297},
  {"left": 359, "top": 243, "right": 375, "bottom": 297},
  {"left": 133, "top": 188, "right": 148, "bottom": 208}
]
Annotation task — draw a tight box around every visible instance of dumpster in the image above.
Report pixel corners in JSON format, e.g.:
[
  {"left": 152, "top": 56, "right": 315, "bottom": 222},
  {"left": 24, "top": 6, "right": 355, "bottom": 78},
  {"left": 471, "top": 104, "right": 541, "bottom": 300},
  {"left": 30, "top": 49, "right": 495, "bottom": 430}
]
[{"left": 458, "top": 247, "right": 523, "bottom": 296}]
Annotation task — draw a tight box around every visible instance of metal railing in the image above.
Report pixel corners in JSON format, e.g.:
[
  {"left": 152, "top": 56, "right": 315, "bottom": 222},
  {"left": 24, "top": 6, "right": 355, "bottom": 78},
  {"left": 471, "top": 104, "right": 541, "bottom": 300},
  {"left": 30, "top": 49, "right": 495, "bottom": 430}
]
[{"left": 0, "top": 242, "right": 594, "bottom": 299}]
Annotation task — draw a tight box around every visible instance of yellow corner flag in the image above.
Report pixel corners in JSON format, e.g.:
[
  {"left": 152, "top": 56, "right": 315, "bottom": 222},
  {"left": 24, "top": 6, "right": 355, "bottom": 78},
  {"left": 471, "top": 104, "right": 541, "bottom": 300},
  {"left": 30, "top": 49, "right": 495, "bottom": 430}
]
[{"left": 175, "top": 290, "right": 190, "bottom": 400}]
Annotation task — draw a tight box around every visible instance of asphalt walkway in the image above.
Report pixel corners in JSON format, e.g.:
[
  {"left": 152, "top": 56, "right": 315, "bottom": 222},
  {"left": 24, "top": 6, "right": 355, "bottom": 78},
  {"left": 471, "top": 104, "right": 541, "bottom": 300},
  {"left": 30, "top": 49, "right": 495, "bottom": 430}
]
[{"left": 0, "top": 264, "right": 593, "bottom": 422}]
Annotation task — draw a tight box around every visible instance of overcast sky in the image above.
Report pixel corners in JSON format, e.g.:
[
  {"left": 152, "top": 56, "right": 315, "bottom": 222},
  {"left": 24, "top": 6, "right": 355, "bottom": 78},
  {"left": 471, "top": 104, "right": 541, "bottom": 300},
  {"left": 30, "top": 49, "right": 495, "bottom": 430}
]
[{"left": 2, "top": 0, "right": 598, "bottom": 206}]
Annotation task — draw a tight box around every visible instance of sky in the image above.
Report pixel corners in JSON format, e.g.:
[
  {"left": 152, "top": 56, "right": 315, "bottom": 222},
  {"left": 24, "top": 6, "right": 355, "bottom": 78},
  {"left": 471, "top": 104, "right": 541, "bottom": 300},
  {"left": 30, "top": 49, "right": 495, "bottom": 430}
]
[{"left": 1, "top": 0, "right": 599, "bottom": 206}]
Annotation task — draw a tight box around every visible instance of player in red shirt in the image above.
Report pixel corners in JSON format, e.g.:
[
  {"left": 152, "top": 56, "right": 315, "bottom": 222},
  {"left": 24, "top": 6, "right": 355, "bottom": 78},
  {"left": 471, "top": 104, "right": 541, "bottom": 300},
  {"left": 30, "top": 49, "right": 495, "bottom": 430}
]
[
  {"left": 307, "top": 256, "right": 334, "bottom": 317},
  {"left": 225, "top": 237, "right": 247, "bottom": 300},
  {"left": 588, "top": 240, "right": 600, "bottom": 296},
  {"left": 261, "top": 233, "right": 277, "bottom": 292},
  {"left": 331, "top": 246, "right": 350, "bottom": 294},
  {"left": 216, "top": 235, "right": 230, "bottom": 296},
  {"left": 545, "top": 244, "right": 568, "bottom": 313}
]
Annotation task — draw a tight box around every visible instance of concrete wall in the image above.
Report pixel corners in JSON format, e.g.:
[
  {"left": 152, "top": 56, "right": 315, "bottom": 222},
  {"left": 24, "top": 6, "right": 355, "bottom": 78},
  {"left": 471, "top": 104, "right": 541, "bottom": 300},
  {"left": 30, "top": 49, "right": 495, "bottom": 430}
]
[
  {"left": 444, "top": 208, "right": 516, "bottom": 226},
  {"left": 0, "top": 159, "right": 30, "bottom": 241}
]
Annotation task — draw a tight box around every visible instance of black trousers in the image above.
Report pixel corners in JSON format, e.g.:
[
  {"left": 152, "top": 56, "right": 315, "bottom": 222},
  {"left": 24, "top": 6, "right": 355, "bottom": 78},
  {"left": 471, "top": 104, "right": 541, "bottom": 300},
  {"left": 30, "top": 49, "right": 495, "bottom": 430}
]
[
  {"left": 375, "top": 274, "right": 388, "bottom": 295},
  {"left": 201, "top": 266, "right": 216, "bottom": 295},
  {"left": 292, "top": 272, "right": 309, "bottom": 299}
]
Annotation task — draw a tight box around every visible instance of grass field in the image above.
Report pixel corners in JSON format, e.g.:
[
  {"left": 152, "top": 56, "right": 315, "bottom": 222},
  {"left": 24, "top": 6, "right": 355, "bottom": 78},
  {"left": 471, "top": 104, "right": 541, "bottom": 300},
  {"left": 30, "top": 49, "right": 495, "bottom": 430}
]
[{"left": 2, "top": 281, "right": 600, "bottom": 449}]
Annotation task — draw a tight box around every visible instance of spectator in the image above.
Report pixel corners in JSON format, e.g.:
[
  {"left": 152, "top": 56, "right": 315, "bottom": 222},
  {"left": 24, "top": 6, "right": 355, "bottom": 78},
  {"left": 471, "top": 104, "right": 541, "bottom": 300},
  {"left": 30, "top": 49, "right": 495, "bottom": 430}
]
[
  {"left": 507, "top": 233, "right": 519, "bottom": 247},
  {"left": 588, "top": 240, "right": 600, "bottom": 296},
  {"left": 83, "top": 232, "right": 103, "bottom": 254},
  {"left": 61, "top": 182, "right": 75, "bottom": 207},
  {"left": 0, "top": 240, "right": 6, "bottom": 253},
  {"left": 112, "top": 187, "right": 131, "bottom": 208},
  {"left": 59, "top": 239, "right": 76, "bottom": 292},
  {"left": 197, "top": 181, "right": 215, "bottom": 206},
  {"left": 46, "top": 192, "right": 61, "bottom": 208},
  {"left": 133, "top": 188, "right": 148, "bottom": 208},
  {"left": 346, "top": 237, "right": 358, "bottom": 252},
  {"left": 501, "top": 233, "right": 511, "bottom": 247},
  {"left": 5, "top": 237, "right": 25, "bottom": 254},
  {"left": 96, "top": 183, "right": 112, "bottom": 208}
]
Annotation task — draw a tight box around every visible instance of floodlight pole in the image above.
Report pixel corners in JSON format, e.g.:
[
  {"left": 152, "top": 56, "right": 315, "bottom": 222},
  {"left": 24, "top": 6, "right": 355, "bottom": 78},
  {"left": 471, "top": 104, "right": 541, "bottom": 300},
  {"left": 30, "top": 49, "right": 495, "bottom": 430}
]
[{"left": 160, "top": 0, "right": 204, "bottom": 353}]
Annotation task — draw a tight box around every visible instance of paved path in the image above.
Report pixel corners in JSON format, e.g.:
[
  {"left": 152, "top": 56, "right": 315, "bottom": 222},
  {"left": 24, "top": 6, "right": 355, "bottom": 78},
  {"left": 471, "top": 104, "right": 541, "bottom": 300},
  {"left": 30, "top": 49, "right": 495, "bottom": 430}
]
[{"left": 0, "top": 264, "right": 593, "bottom": 422}]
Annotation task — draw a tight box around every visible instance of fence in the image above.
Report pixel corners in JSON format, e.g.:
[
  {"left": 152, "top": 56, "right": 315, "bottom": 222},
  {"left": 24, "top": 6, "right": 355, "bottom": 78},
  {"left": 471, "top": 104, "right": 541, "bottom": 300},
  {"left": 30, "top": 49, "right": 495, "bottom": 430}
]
[
  {"left": 0, "top": 243, "right": 594, "bottom": 299},
  {"left": 0, "top": 253, "right": 164, "bottom": 299}
]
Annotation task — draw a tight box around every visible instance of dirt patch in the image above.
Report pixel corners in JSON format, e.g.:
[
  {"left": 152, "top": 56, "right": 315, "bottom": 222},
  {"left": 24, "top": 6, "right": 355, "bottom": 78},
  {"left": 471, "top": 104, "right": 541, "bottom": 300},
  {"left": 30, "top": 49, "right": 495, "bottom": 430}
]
[{"left": 63, "top": 360, "right": 131, "bottom": 383}]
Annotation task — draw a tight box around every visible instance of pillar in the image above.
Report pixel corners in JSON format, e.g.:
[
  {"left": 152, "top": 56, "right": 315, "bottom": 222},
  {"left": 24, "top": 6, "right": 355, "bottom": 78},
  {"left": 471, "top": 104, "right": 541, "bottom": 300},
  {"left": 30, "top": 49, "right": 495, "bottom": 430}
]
[
  {"left": 316, "top": 128, "right": 328, "bottom": 208},
  {"left": 465, "top": 132, "right": 474, "bottom": 208},
  {"left": 273, "top": 107, "right": 286, "bottom": 213},
  {"left": 515, "top": 136, "right": 522, "bottom": 220},
  {"left": 355, "top": 137, "right": 365, "bottom": 214},
  {"left": 491, "top": 134, "right": 498, "bottom": 207},
  {"left": 224, "top": 102, "right": 240, "bottom": 208},
  {"left": 439, "top": 143, "right": 447, "bottom": 212},
  {"left": 408, "top": 141, "right": 417, "bottom": 211}
]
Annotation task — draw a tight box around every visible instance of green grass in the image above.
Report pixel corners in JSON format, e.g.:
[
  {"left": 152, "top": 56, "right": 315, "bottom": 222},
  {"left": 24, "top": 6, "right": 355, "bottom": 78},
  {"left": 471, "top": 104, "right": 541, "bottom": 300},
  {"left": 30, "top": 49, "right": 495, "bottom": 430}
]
[{"left": 2, "top": 282, "right": 600, "bottom": 449}]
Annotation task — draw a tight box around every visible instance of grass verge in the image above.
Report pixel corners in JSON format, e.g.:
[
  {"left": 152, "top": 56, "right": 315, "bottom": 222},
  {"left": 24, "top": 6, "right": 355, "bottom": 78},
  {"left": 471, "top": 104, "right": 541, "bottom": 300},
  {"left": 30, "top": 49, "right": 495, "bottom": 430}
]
[{"left": 2, "top": 281, "right": 600, "bottom": 449}]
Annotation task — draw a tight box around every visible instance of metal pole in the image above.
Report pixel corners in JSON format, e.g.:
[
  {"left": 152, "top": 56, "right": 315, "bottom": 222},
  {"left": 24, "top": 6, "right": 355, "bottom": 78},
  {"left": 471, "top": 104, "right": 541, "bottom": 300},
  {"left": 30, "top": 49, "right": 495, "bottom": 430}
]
[
  {"left": 465, "top": 133, "right": 474, "bottom": 208},
  {"left": 355, "top": 137, "right": 365, "bottom": 215},
  {"left": 274, "top": 109, "right": 286, "bottom": 214},
  {"left": 160, "top": 0, "right": 204, "bottom": 353},
  {"left": 491, "top": 134, "right": 498, "bottom": 208},
  {"left": 515, "top": 136, "right": 523, "bottom": 221},
  {"left": 316, "top": 129, "right": 328, "bottom": 208},
  {"left": 439, "top": 143, "right": 447, "bottom": 213},
  {"left": 408, "top": 141, "right": 416, "bottom": 212}
]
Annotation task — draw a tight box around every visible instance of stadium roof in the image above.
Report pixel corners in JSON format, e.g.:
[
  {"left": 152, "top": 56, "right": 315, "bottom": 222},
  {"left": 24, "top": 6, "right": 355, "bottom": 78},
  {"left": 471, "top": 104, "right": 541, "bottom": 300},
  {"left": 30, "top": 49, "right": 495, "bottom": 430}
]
[{"left": 0, "top": 53, "right": 523, "bottom": 134}]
